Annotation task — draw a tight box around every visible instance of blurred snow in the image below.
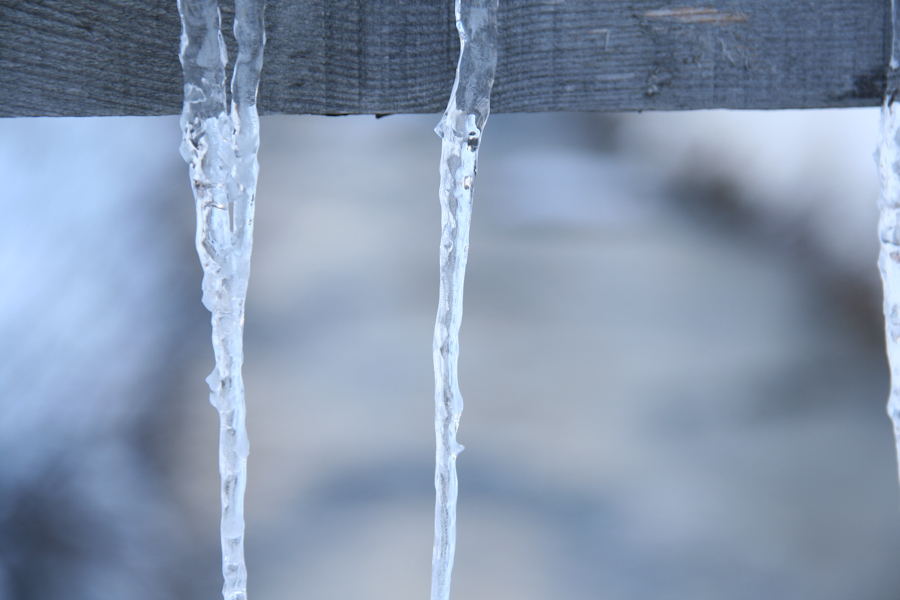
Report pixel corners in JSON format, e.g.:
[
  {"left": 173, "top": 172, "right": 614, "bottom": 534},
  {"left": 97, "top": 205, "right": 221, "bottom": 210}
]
[
  {"left": 618, "top": 109, "right": 881, "bottom": 286},
  {"left": 0, "top": 109, "right": 897, "bottom": 600},
  {"left": 0, "top": 117, "right": 202, "bottom": 599}
]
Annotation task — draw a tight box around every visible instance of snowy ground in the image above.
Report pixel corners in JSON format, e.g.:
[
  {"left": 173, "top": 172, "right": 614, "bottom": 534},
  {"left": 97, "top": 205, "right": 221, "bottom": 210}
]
[{"left": 1, "top": 109, "right": 898, "bottom": 599}]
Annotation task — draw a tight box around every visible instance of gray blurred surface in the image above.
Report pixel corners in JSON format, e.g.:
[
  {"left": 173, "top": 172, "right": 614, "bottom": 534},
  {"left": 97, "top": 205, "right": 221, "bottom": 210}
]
[
  {"left": 165, "top": 112, "right": 900, "bottom": 599},
  {"left": 0, "top": 117, "right": 202, "bottom": 599},
  {"left": 2, "top": 111, "right": 899, "bottom": 599}
]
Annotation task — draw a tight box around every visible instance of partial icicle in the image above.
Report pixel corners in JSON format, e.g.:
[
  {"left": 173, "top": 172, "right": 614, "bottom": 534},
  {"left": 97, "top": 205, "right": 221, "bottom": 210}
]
[
  {"left": 880, "top": 0, "right": 900, "bottom": 504},
  {"left": 177, "top": 1, "right": 265, "bottom": 599},
  {"left": 430, "top": 1, "right": 498, "bottom": 599}
]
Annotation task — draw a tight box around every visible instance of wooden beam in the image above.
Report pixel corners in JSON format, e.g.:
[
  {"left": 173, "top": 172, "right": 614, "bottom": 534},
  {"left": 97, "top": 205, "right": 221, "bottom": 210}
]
[{"left": 0, "top": 0, "right": 890, "bottom": 117}]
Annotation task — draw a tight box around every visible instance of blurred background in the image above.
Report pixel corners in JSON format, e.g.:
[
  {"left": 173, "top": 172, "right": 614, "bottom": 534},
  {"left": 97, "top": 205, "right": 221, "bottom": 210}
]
[{"left": 0, "top": 108, "right": 898, "bottom": 599}]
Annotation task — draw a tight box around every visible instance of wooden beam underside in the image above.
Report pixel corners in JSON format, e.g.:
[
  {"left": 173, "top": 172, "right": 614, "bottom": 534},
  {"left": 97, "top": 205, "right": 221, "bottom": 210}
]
[{"left": 0, "top": 0, "right": 890, "bottom": 117}]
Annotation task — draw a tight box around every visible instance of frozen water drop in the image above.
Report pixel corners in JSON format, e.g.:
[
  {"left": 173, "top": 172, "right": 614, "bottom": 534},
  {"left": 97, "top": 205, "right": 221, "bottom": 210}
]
[
  {"left": 177, "top": 0, "right": 265, "bottom": 599},
  {"left": 430, "top": 0, "right": 497, "bottom": 599},
  {"left": 878, "top": 9, "right": 900, "bottom": 514}
]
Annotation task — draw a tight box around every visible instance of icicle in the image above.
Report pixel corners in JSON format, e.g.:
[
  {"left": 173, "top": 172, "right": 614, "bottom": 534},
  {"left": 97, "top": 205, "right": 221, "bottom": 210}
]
[
  {"left": 880, "top": 0, "right": 900, "bottom": 503},
  {"left": 177, "top": 1, "right": 265, "bottom": 599},
  {"left": 431, "top": 0, "right": 498, "bottom": 599}
]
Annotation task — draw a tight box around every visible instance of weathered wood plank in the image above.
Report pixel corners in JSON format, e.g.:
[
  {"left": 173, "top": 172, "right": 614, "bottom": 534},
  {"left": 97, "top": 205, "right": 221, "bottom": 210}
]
[{"left": 0, "top": 0, "right": 890, "bottom": 117}]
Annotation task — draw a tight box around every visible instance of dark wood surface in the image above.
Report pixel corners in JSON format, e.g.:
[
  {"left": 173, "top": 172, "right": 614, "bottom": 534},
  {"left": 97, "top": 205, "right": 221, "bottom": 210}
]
[{"left": 0, "top": 0, "right": 890, "bottom": 117}]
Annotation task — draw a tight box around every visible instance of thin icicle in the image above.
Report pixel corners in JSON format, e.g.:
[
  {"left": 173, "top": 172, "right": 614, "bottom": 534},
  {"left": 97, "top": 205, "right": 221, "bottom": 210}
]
[
  {"left": 880, "top": 0, "right": 900, "bottom": 504},
  {"left": 431, "top": 1, "right": 498, "bottom": 599},
  {"left": 177, "top": 1, "right": 265, "bottom": 599}
]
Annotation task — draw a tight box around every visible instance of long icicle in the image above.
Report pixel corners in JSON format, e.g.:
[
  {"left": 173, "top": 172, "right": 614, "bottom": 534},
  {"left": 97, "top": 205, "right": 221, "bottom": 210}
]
[
  {"left": 177, "top": 1, "right": 265, "bottom": 599},
  {"left": 880, "top": 0, "right": 900, "bottom": 505},
  {"left": 430, "top": 0, "right": 498, "bottom": 599}
]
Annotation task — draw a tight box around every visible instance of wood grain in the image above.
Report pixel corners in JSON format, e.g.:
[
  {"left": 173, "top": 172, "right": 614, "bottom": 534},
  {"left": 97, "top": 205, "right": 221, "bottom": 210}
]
[{"left": 0, "top": 0, "right": 890, "bottom": 117}]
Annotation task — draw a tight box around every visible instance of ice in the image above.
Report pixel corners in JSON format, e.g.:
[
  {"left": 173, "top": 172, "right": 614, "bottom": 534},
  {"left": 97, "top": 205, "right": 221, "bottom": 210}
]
[
  {"left": 431, "top": 0, "right": 498, "bottom": 599},
  {"left": 880, "top": 1, "right": 900, "bottom": 506},
  {"left": 177, "top": 1, "right": 265, "bottom": 599}
]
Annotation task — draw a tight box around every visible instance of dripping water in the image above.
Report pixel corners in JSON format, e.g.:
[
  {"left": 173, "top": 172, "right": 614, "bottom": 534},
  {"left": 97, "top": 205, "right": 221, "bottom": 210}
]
[
  {"left": 177, "top": 1, "right": 265, "bottom": 599},
  {"left": 431, "top": 0, "right": 498, "bottom": 599}
]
